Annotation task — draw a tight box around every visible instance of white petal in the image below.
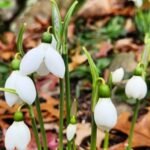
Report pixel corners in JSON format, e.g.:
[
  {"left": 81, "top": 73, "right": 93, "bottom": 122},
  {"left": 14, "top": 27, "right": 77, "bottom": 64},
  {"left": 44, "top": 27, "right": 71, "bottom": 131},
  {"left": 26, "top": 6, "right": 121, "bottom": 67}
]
[
  {"left": 94, "top": 98, "right": 117, "bottom": 131},
  {"left": 5, "top": 122, "right": 16, "bottom": 150},
  {"left": 20, "top": 44, "right": 45, "bottom": 75},
  {"left": 15, "top": 73, "right": 36, "bottom": 105},
  {"left": 44, "top": 44, "right": 65, "bottom": 78},
  {"left": 125, "top": 76, "right": 147, "bottom": 100},
  {"left": 5, "top": 121, "right": 31, "bottom": 150},
  {"left": 37, "top": 61, "right": 49, "bottom": 76},
  {"left": 111, "top": 68, "right": 124, "bottom": 84},
  {"left": 66, "top": 124, "right": 77, "bottom": 141},
  {"left": 4, "top": 71, "right": 20, "bottom": 106}
]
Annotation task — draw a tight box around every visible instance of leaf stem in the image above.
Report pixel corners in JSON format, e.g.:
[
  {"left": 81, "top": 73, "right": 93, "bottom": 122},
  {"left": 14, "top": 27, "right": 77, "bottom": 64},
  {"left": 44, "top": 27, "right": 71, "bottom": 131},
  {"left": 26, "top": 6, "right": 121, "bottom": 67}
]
[
  {"left": 63, "top": 52, "right": 71, "bottom": 124},
  {"left": 0, "top": 87, "right": 16, "bottom": 94},
  {"left": 31, "top": 76, "right": 48, "bottom": 150},
  {"left": 126, "top": 100, "right": 140, "bottom": 150},
  {"left": 59, "top": 79, "right": 64, "bottom": 150},
  {"left": 28, "top": 105, "right": 42, "bottom": 150},
  {"left": 103, "top": 131, "right": 109, "bottom": 150}
]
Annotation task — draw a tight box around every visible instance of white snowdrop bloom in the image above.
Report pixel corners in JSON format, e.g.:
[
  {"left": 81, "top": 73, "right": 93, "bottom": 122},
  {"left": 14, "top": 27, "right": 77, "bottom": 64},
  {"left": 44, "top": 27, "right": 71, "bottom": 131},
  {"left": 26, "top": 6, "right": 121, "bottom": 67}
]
[
  {"left": 5, "top": 121, "right": 31, "bottom": 150},
  {"left": 125, "top": 76, "right": 147, "bottom": 100},
  {"left": 4, "top": 71, "right": 36, "bottom": 107},
  {"left": 111, "top": 68, "right": 124, "bottom": 84},
  {"left": 20, "top": 40, "right": 65, "bottom": 78},
  {"left": 66, "top": 124, "right": 77, "bottom": 141},
  {"left": 94, "top": 98, "right": 117, "bottom": 131},
  {"left": 130, "top": 0, "right": 143, "bottom": 7}
]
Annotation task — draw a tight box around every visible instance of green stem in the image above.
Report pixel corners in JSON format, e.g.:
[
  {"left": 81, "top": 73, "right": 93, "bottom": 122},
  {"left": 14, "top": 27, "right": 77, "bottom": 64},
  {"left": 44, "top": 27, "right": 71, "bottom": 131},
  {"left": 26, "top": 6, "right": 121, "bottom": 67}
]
[
  {"left": 126, "top": 100, "right": 140, "bottom": 150},
  {"left": 103, "top": 131, "right": 109, "bottom": 150},
  {"left": 90, "top": 84, "right": 99, "bottom": 150},
  {"left": 35, "top": 93, "right": 48, "bottom": 150},
  {"left": 28, "top": 105, "right": 41, "bottom": 150},
  {"left": 91, "top": 115, "right": 97, "bottom": 150},
  {"left": 31, "top": 76, "right": 48, "bottom": 150},
  {"left": 59, "top": 79, "right": 64, "bottom": 150},
  {"left": 67, "top": 141, "right": 72, "bottom": 150},
  {"left": 63, "top": 53, "right": 71, "bottom": 124},
  {"left": 0, "top": 87, "right": 16, "bottom": 94}
]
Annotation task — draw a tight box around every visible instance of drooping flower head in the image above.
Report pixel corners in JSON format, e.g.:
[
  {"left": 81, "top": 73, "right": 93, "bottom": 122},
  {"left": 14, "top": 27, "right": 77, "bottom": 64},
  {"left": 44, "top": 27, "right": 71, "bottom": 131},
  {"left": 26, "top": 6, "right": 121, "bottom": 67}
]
[
  {"left": 94, "top": 98, "right": 117, "bottom": 131},
  {"left": 4, "top": 71, "right": 36, "bottom": 106},
  {"left": 111, "top": 67, "right": 124, "bottom": 84},
  {"left": 5, "top": 111, "right": 31, "bottom": 150},
  {"left": 94, "top": 83, "right": 117, "bottom": 131},
  {"left": 20, "top": 33, "right": 65, "bottom": 78},
  {"left": 125, "top": 75, "right": 147, "bottom": 100},
  {"left": 129, "top": 0, "right": 143, "bottom": 7}
]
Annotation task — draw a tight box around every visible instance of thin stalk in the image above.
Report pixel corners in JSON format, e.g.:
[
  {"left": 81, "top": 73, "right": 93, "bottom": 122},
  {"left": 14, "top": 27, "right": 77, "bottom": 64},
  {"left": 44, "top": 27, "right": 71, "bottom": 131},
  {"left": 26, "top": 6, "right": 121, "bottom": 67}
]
[
  {"left": 28, "top": 105, "right": 41, "bottom": 150},
  {"left": 63, "top": 53, "right": 71, "bottom": 124},
  {"left": 91, "top": 116, "right": 97, "bottom": 150},
  {"left": 35, "top": 93, "right": 48, "bottom": 150},
  {"left": 0, "top": 87, "right": 16, "bottom": 94},
  {"left": 73, "top": 139, "right": 76, "bottom": 150},
  {"left": 103, "top": 131, "right": 109, "bottom": 150},
  {"left": 126, "top": 100, "right": 140, "bottom": 150},
  {"left": 90, "top": 84, "right": 99, "bottom": 150},
  {"left": 59, "top": 79, "right": 64, "bottom": 150},
  {"left": 67, "top": 141, "right": 72, "bottom": 150},
  {"left": 31, "top": 76, "right": 48, "bottom": 150}
]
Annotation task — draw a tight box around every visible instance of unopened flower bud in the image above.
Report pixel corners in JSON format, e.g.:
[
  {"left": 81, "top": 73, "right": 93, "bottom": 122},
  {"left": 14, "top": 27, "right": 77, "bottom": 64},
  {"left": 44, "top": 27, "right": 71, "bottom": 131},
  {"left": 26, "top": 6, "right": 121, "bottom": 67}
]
[{"left": 66, "top": 124, "right": 77, "bottom": 141}]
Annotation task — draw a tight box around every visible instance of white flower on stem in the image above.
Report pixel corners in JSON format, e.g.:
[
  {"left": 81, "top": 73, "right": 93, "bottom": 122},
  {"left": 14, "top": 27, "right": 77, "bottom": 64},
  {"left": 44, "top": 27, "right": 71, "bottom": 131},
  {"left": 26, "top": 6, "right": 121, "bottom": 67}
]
[
  {"left": 66, "top": 124, "right": 77, "bottom": 141},
  {"left": 94, "top": 98, "right": 117, "bottom": 131},
  {"left": 4, "top": 71, "right": 36, "bottom": 106},
  {"left": 111, "top": 68, "right": 124, "bottom": 84},
  {"left": 5, "top": 121, "right": 31, "bottom": 150},
  {"left": 125, "top": 75, "right": 147, "bottom": 100},
  {"left": 20, "top": 37, "right": 65, "bottom": 78}
]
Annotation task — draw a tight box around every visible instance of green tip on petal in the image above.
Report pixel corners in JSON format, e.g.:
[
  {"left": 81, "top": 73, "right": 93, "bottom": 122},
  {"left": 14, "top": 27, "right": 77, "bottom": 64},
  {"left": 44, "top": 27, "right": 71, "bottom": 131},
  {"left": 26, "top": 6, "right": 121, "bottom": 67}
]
[
  {"left": 99, "top": 84, "right": 111, "bottom": 98},
  {"left": 42, "top": 32, "right": 52, "bottom": 43},
  {"left": 14, "top": 111, "right": 24, "bottom": 122}
]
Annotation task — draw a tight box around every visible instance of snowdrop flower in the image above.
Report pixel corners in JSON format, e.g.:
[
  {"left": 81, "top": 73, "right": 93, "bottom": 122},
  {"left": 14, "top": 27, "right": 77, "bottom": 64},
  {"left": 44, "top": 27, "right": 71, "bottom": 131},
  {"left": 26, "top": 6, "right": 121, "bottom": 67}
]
[
  {"left": 94, "top": 98, "right": 117, "bottom": 131},
  {"left": 111, "top": 68, "right": 124, "bottom": 84},
  {"left": 5, "top": 121, "right": 31, "bottom": 150},
  {"left": 20, "top": 34, "right": 65, "bottom": 78},
  {"left": 66, "top": 124, "right": 77, "bottom": 141},
  {"left": 130, "top": 0, "right": 143, "bottom": 7},
  {"left": 125, "top": 76, "right": 147, "bottom": 100},
  {"left": 4, "top": 71, "right": 36, "bottom": 107}
]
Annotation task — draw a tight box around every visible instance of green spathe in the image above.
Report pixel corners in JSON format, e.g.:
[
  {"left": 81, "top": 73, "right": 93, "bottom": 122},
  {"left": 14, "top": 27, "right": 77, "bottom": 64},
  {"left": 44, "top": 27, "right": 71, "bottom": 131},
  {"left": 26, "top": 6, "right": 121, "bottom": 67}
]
[
  {"left": 14, "top": 111, "right": 24, "bottom": 122},
  {"left": 99, "top": 84, "right": 111, "bottom": 98}
]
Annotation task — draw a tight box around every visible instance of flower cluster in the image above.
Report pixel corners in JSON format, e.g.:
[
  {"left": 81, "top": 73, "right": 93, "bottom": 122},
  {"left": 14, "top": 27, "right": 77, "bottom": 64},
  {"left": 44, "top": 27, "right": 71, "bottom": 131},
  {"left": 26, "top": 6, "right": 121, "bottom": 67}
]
[{"left": 4, "top": 32, "right": 65, "bottom": 150}]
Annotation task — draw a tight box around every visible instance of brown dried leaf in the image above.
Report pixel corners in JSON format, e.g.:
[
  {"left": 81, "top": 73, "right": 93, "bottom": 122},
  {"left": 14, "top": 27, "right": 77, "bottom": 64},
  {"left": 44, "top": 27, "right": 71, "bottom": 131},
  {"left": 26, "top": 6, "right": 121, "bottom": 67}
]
[
  {"left": 111, "top": 107, "right": 150, "bottom": 149},
  {"left": 69, "top": 48, "right": 87, "bottom": 72}
]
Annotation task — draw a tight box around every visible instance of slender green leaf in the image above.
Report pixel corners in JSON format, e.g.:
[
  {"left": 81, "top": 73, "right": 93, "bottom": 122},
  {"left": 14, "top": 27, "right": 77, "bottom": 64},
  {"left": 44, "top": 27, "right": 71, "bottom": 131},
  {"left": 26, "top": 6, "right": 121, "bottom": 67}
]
[
  {"left": 17, "top": 23, "right": 26, "bottom": 56},
  {"left": 82, "top": 47, "right": 99, "bottom": 83},
  {"left": 62, "top": 1, "right": 78, "bottom": 43},
  {"left": 50, "top": 0, "right": 62, "bottom": 41}
]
